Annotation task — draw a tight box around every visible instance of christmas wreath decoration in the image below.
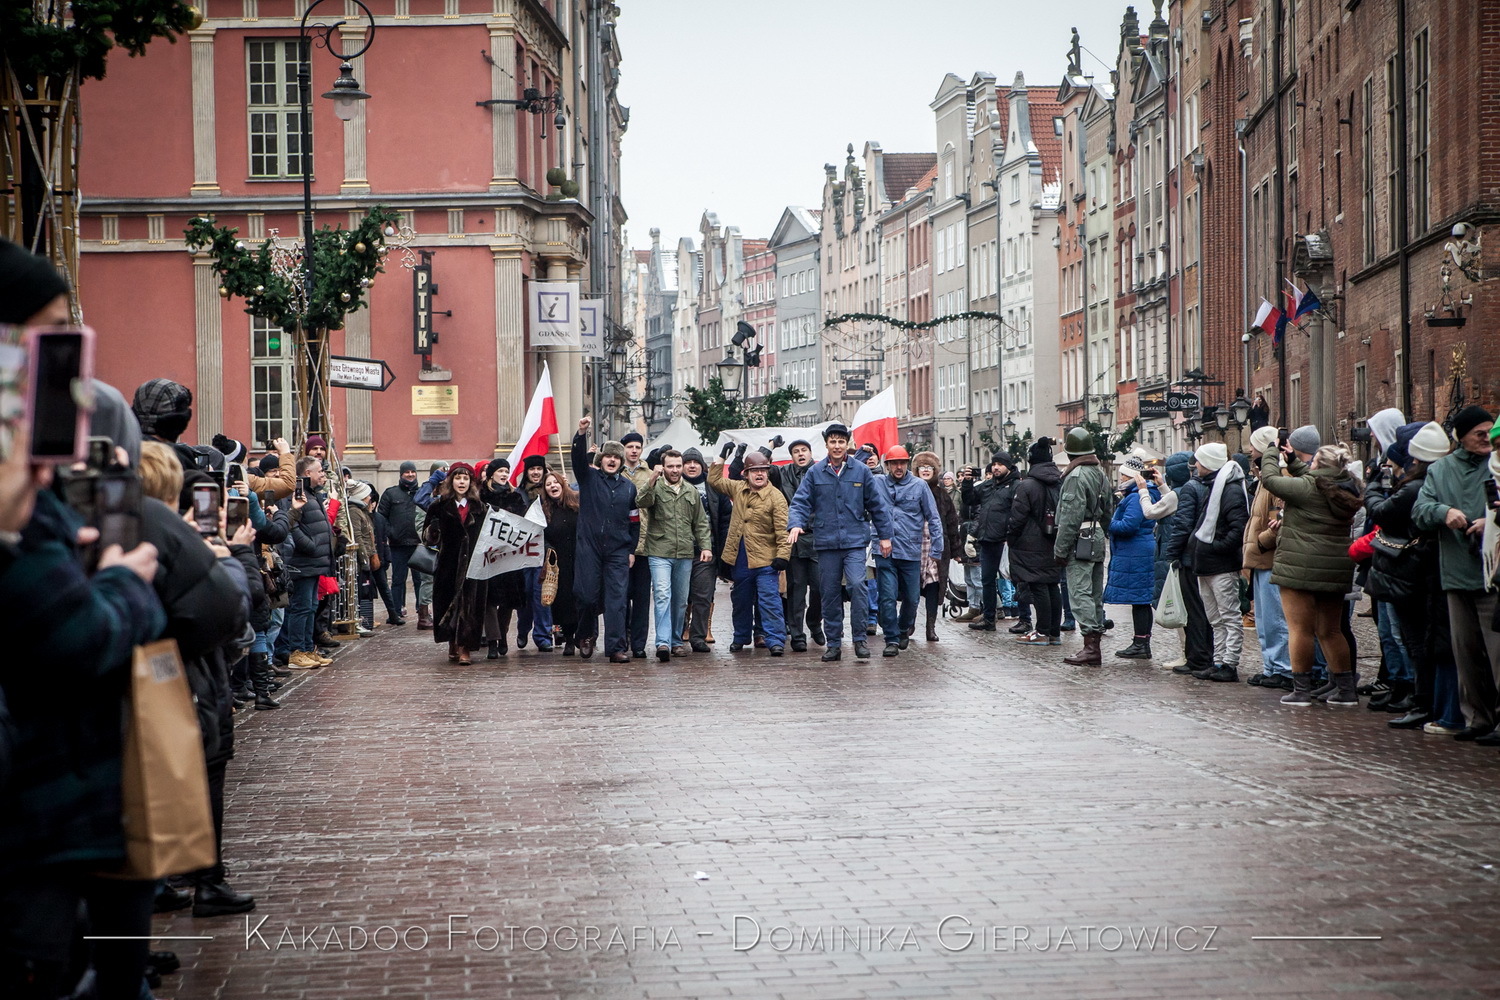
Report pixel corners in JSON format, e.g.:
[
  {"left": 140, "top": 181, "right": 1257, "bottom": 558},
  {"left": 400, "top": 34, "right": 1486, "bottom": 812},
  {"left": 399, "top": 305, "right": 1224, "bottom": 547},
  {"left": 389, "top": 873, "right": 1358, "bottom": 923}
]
[
  {"left": 185, "top": 207, "right": 400, "bottom": 333},
  {"left": 823, "top": 310, "right": 1014, "bottom": 333}
]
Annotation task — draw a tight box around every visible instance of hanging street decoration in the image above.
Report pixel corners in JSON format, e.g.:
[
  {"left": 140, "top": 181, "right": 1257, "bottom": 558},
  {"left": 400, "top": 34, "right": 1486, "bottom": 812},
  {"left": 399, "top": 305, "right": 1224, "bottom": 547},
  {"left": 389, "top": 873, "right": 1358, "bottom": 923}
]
[
  {"left": 184, "top": 207, "right": 401, "bottom": 333},
  {"left": 822, "top": 310, "right": 1016, "bottom": 333}
]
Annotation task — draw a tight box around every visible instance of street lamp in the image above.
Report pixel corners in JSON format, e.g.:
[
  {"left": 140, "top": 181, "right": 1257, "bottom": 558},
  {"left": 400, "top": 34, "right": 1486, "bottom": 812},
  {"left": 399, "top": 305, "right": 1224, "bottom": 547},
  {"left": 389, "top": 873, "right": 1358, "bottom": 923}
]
[
  {"left": 298, "top": 0, "right": 375, "bottom": 438},
  {"left": 717, "top": 350, "right": 745, "bottom": 396},
  {"left": 1213, "top": 404, "right": 1231, "bottom": 434},
  {"left": 1096, "top": 398, "right": 1114, "bottom": 425},
  {"left": 640, "top": 389, "right": 658, "bottom": 425},
  {"left": 1230, "top": 394, "right": 1252, "bottom": 428}
]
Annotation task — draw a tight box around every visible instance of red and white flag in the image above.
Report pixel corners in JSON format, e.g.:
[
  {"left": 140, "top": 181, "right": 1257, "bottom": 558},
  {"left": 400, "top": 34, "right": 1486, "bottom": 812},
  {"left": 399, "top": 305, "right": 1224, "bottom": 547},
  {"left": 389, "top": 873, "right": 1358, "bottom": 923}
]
[
  {"left": 505, "top": 362, "right": 558, "bottom": 485},
  {"left": 1252, "top": 298, "right": 1283, "bottom": 336},
  {"left": 851, "top": 384, "right": 899, "bottom": 458}
]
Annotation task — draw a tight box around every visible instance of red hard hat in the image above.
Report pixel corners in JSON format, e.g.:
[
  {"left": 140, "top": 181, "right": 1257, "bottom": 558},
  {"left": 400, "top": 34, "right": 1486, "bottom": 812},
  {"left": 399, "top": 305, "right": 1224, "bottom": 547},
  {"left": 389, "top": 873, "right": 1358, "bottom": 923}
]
[{"left": 883, "top": 446, "right": 910, "bottom": 462}]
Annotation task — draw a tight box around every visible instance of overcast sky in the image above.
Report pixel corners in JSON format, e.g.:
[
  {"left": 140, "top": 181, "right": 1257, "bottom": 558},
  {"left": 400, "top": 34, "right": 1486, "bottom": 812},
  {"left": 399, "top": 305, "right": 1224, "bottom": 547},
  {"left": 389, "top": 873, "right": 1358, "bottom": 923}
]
[{"left": 617, "top": 0, "right": 1138, "bottom": 250}]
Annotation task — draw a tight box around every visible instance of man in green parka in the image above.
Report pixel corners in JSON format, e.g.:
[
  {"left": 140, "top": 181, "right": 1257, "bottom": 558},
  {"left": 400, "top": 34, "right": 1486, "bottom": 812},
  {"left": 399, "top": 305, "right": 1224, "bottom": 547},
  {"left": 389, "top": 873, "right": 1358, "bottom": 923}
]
[{"left": 1054, "top": 427, "right": 1113, "bottom": 666}]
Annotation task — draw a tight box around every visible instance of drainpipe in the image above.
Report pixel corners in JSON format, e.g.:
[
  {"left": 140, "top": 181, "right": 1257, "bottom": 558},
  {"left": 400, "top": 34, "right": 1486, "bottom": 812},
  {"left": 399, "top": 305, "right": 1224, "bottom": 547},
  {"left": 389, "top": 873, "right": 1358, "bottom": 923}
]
[
  {"left": 1395, "top": 0, "right": 1412, "bottom": 416},
  {"left": 1239, "top": 128, "right": 1251, "bottom": 403},
  {"left": 1272, "top": 0, "right": 1288, "bottom": 420}
]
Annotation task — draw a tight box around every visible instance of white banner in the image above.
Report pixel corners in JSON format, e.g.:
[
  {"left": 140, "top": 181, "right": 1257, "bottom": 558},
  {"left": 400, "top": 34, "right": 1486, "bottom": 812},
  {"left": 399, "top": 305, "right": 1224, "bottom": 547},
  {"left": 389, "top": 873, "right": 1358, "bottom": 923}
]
[
  {"left": 529, "top": 281, "right": 580, "bottom": 348},
  {"left": 578, "top": 297, "right": 605, "bottom": 359},
  {"left": 465, "top": 502, "right": 547, "bottom": 579}
]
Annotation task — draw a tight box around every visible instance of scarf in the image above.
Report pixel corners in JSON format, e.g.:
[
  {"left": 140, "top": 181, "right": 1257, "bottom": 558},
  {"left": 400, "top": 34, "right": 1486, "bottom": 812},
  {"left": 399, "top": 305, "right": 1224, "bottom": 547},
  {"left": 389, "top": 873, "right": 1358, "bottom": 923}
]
[
  {"left": 1193, "top": 461, "right": 1247, "bottom": 545},
  {"left": 1485, "top": 450, "right": 1500, "bottom": 591}
]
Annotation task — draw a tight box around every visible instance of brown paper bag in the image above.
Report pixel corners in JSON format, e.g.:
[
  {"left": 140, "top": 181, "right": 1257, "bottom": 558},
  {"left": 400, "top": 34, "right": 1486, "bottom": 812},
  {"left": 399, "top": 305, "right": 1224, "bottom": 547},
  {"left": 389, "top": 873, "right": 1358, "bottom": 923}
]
[{"left": 102, "top": 640, "right": 216, "bottom": 880}]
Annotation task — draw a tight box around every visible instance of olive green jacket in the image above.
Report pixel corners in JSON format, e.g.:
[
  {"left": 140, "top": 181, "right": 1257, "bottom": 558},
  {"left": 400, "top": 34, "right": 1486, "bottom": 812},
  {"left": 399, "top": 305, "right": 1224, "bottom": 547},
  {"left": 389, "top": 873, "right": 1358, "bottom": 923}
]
[
  {"left": 634, "top": 475, "right": 712, "bottom": 559},
  {"left": 1053, "top": 456, "right": 1111, "bottom": 563},
  {"left": 1259, "top": 452, "right": 1360, "bottom": 593},
  {"left": 1411, "top": 445, "right": 1492, "bottom": 591}
]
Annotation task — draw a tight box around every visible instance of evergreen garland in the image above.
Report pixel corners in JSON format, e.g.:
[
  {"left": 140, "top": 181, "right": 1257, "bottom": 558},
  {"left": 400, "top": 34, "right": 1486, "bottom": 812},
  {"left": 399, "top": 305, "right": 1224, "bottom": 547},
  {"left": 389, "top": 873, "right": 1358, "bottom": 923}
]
[
  {"left": 184, "top": 208, "right": 400, "bottom": 333},
  {"left": 823, "top": 311, "right": 1014, "bottom": 333},
  {"left": 1, "top": 1, "right": 200, "bottom": 82}
]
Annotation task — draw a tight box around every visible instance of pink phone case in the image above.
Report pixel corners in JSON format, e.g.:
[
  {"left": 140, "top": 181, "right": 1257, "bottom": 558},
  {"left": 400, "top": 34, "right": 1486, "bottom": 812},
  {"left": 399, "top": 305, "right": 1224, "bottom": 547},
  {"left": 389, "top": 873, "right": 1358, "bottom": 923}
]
[{"left": 26, "top": 325, "right": 95, "bottom": 464}]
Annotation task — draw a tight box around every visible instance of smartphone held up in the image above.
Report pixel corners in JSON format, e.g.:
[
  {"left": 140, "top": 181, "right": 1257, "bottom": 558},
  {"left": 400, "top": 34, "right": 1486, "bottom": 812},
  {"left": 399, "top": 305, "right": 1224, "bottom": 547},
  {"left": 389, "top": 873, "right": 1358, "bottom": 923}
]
[{"left": 27, "top": 325, "right": 95, "bottom": 464}]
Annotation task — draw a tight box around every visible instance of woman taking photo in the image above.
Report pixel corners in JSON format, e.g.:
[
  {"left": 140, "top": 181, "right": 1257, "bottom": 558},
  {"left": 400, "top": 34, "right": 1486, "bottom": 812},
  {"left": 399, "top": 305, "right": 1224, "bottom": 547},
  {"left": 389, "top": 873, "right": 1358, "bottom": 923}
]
[
  {"left": 1104, "top": 456, "right": 1161, "bottom": 659},
  {"left": 424, "top": 462, "right": 486, "bottom": 664},
  {"left": 913, "top": 452, "right": 962, "bottom": 641},
  {"left": 1259, "top": 428, "right": 1364, "bottom": 706},
  {"left": 541, "top": 470, "right": 581, "bottom": 656}
]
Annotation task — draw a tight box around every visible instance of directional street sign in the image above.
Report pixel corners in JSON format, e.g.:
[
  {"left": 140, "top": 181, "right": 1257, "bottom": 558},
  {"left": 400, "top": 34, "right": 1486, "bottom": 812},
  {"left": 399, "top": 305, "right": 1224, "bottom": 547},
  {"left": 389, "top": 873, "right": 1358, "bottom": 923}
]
[{"left": 329, "top": 355, "right": 397, "bottom": 392}]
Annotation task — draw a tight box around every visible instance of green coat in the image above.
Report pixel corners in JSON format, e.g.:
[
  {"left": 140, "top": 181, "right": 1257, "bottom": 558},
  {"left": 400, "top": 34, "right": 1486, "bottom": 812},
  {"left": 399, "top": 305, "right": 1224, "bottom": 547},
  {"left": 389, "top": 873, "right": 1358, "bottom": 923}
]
[
  {"left": 635, "top": 475, "right": 712, "bottom": 559},
  {"left": 1259, "top": 452, "right": 1360, "bottom": 593},
  {"left": 1411, "top": 445, "right": 1491, "bottom": 591},
  {"left": 1053, "top": 457, "right": 1111, "bottom": 563}
]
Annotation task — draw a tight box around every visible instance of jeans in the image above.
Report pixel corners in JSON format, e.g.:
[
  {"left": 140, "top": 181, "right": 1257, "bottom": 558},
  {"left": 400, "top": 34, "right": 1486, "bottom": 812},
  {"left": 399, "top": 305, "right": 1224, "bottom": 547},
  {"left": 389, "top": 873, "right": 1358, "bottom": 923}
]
[
  {"left": 965, "top": 561, "right": 983, "bottom": 604},
  {"left": 732, "top": 545, "right": 785, "bottom": 647},
  {"left": 1063, "top": 560, "right": 1105, "bottom": 635},
  {"left": 875, "top": 555, "right": 921, "bottom": 643},
  {"left": 785, "top": 553, "right": 822, "bottom": 642},
  {"left": 649, "top": 556, "right": 693, "bottom": 648},
  {"left": 1374, "top": 600, "right": 1414, "bottom": 684},
  {"left": 388, "top": 544, "right": 418, "bottom": 612},
  {"left": 816, "top": 547, "right": 869, "bottom": 648},
  {"left": 1198, "top": 571, "right": 1244, "bottom": 667},
  {"left": 521, "top": 565, "right": 554, "bottom": 644},
  {"left": 285, "top": 575, "right": 320, "bottom": 652},
  {"left": 1249, "top": 569, "right": 1293, "bottom": 676}
]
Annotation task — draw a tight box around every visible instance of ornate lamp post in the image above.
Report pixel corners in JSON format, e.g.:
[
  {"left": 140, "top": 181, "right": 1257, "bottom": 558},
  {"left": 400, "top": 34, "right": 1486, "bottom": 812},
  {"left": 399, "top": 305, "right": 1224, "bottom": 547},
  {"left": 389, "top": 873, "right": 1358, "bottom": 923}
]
[{"left": 297, "top": 0, "right": 374, "bottom": 439}]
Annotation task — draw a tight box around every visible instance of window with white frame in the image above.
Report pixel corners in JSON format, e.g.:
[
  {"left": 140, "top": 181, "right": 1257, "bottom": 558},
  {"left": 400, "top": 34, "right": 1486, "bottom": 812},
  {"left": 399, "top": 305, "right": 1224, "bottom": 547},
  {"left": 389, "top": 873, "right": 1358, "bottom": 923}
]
[
  {"left": 247, "top": 39, "right": 311, "bottom": 179},
  {"left": 251, "top": 316, "right": 297, "bottom": 444}
]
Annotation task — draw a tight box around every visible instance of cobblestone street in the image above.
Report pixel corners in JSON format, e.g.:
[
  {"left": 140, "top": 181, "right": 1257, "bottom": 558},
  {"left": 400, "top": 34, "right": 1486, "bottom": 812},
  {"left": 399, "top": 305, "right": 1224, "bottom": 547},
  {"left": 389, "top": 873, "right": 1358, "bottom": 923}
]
[{"left": 155, "top": 599, "right": 1500, "bottom": 999}]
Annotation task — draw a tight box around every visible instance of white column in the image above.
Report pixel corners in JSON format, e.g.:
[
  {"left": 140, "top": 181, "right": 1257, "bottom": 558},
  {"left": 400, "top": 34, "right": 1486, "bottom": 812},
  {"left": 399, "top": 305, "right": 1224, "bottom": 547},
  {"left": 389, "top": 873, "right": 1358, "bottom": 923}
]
[
  {"left": 339, "top": 25, "right": 370, "bottom": 192},
  {"left": 343, "top": 305, "right": 374, "bottom": 457},
  {"left": 190, "top": 29, "right": 219, "bottom": 196},
  {"left": 494, "top": 248, "right": 525, "bottom": 448},
  {"left": 192, "top": 255, "right": 224, "bottom": 435},
  {"left": 487, "top": 25, "right": 518, "bottom": 187}
]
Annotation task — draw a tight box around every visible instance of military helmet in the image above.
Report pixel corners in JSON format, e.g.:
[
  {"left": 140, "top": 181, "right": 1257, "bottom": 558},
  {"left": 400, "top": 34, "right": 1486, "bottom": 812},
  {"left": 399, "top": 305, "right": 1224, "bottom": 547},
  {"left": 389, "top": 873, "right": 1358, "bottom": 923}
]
[{"left": 1063, "top": 426, "right": 1095, "bottom": 457}]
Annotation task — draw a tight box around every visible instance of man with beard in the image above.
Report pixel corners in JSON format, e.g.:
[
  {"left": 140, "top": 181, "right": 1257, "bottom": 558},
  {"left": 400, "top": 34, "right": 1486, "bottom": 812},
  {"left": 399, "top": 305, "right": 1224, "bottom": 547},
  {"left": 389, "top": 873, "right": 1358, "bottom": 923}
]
[
  {"left": 788, "top": 423, "right": 894, "bottom": 662},
  {"left": 637, "top": 449, "right": 712, "bottom": 660},
  {"left": 379, "top": 460, "right": 422, "bottom": 625},
  {"left": 778, "top": 438, "right": 823, "bottom": 651},
  {"left": 961, "top": 450, "right": 1021, "bottom": 632},
  {"left": 871, "top": 446, "right": 943, "bottom": 657},
  {"left": 573, "top": 417, "right": 640, "bottom": 661}
]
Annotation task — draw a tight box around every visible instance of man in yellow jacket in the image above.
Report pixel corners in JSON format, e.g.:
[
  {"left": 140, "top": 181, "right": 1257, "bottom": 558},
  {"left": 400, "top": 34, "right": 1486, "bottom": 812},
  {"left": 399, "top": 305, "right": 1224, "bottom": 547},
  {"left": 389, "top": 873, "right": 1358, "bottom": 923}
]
[{"left": 709, "top": 450, "right": 791, "bottom": 656}]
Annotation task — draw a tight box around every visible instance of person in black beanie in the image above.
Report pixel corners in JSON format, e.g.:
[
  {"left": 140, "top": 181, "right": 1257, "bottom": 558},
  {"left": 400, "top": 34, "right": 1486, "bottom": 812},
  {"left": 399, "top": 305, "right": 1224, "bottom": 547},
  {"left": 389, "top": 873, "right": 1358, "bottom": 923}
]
[
  {"left": 379, "top": 461, "right": 423, "bottom": 625},
  {"left": 0, "top": 237, "right": 71, "bottom": 326},
  {"left": 619, "top": 430, "right": 653, "bottom": 657}
]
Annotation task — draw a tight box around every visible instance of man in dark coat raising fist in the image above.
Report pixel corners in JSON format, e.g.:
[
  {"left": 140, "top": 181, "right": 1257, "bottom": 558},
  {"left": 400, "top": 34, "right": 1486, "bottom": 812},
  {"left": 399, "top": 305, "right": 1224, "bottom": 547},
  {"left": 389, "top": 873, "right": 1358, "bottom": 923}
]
[{"left": 572, "top": 416, "right": 641, "bottom": 662}]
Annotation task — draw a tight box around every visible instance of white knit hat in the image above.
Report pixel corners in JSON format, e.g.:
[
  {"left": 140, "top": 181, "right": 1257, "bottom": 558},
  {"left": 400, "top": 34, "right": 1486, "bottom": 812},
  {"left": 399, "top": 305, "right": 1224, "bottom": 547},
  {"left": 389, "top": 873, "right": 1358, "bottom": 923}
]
[
  {"left": 1249, "top": 425, "right": 1279, "bottom": 455},
  {"left": 1407, "top": 421, "right": 1451, "bottom": 463},
  {"left": 1194, "top": 442, "right": 1228, "bottom": 472}
]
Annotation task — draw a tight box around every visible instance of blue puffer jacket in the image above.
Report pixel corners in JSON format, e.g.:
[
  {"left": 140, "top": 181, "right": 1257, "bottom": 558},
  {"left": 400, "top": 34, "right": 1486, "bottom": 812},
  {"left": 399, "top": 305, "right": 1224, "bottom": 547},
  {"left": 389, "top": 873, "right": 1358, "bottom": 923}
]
[
  {"left": 788, "top": 458, "right": 895, "bottom": 551},
  {"left": 1105, "top": 482, "right": 1160, "bottom": 605},
  {"left": 871, "top": 471, "right": 943, "bottom": 562}
]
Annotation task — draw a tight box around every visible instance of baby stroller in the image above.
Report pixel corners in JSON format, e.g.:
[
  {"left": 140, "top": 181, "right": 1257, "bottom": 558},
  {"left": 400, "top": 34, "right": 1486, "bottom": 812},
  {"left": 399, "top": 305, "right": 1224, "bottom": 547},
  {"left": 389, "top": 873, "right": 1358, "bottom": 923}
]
[{"left": 943, "top": 558, "right": 970, "bottom": 618}]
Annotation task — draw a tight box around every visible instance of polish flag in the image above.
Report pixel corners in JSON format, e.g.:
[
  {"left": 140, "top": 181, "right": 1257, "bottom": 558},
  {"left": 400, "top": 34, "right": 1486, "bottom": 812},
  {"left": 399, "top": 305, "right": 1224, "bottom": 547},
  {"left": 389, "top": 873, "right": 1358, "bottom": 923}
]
[
  {"left": 1252, "top": 298, "right": 1284, "bottom": 337},
  {"left": 505, "top": 362, "right": 558, "bottom": 485},
  {"left": 851, "top": 385, "right": 900, "bottom": 458}
]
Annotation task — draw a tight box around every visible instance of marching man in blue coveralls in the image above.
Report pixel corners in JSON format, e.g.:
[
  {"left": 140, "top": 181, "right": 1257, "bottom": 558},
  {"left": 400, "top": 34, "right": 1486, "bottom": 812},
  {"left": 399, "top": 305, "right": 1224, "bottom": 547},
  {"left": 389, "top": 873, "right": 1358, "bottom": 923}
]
[
  {"left": 871, "top": 445, "right": 944, "bottom": 658},
  {"left": 787, "top": 422, "right": 895, "bottom": 662}
]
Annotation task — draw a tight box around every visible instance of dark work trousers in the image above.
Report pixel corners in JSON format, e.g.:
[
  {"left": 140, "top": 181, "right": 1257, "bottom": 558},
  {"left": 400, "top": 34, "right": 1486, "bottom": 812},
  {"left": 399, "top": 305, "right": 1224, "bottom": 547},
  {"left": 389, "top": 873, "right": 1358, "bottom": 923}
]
[
  {"left": 1178, "top": 564, "right": 1214, "bottom": 671},
  {"left": 816, "top": 547, "right": 869, "bottom": 648},
  {"left": 190, "top": 757, "right": 229, "bottom": 885},
  {"left": 388, "top": 544, "right": 422, "bottom": 614},
  {"left": 978, "top": 540, "right": 1005, "bottom": 621},
  {"left": 1131, "top": 603, "right": 1154, "bottom": 638},
  {"left": 0, "top": 873, "right": 155, "bottom": 1000},
  {"left": 687, "top": 559, "right": 717, "bottom": 642},
  {"left": 1022, "top": 580, "right": 1062, "bottom": 637},
  {"left": 785, "top": 554, "right": 822, "bottom": 642},
  {"left": 574, "top": 543, "right": 631, "bottom": 655},
  {"left": 626, "top": 558, "right": 651, "bottom": 653}
]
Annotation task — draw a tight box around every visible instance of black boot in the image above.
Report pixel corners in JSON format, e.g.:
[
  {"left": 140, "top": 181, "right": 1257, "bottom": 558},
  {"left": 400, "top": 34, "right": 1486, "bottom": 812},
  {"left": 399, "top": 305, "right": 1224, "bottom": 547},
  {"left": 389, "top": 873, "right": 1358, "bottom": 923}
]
[
  {"left": 1114, "top": 638, "right": 1153, "bottom": 659},
  {"left": 250, "top": 653, "right": 280, "bottom": 710},
  {"left": 488, "top": 638, "right": 501, "bottom": 660},
  {"left": 1008, "top": 618, "right": 1033, "bottom": 634},
  {"left": 192, "top": 880, "right": 256, "bottom": 917}
]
